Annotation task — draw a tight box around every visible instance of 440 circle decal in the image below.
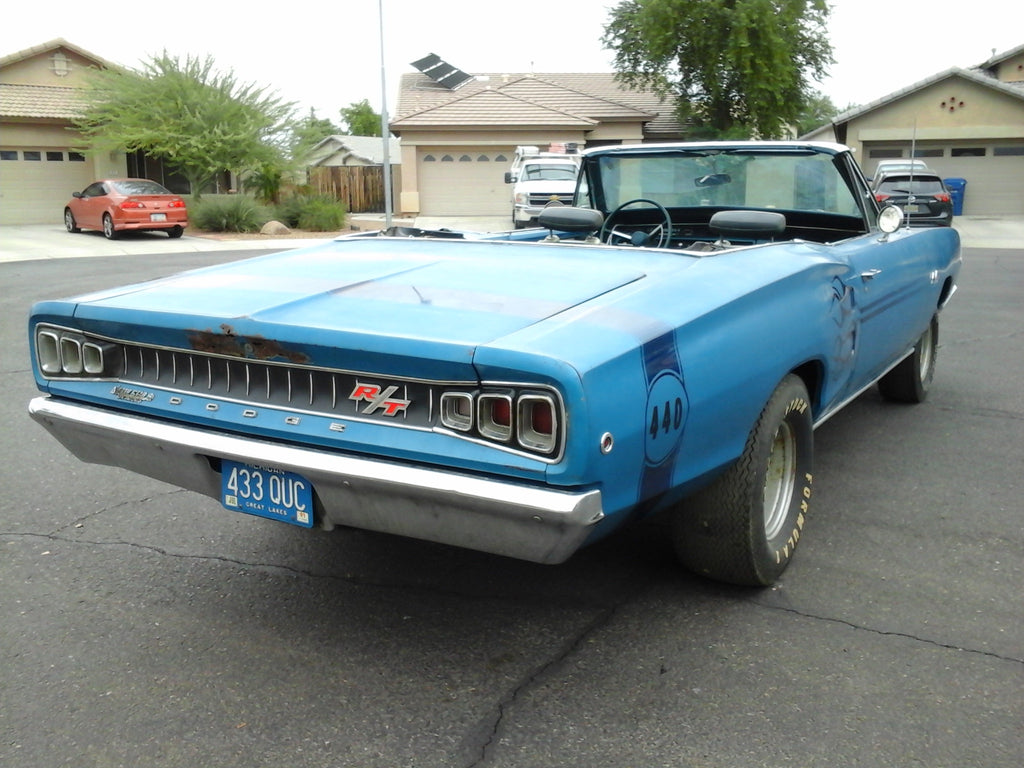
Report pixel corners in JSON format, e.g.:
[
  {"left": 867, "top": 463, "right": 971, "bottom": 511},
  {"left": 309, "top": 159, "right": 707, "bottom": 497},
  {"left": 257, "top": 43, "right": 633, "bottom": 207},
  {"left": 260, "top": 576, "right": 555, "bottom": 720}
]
[{"left": 645, "top": 370, "right": 687, "bottom": 465}]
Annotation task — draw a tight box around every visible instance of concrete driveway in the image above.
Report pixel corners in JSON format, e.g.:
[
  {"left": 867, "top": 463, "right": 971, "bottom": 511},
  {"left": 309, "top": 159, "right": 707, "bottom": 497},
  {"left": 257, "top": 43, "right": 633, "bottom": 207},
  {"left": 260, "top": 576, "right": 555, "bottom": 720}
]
[{"left": 0, "top": 215, "right": 1018, "bottom": 263}]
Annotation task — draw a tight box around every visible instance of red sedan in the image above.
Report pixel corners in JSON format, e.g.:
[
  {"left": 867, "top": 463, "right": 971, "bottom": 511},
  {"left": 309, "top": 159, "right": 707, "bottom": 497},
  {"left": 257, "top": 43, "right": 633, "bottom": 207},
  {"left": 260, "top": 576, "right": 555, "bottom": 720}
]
[{"left": 64, "top": 179, "right": 188, "bottom": 239}]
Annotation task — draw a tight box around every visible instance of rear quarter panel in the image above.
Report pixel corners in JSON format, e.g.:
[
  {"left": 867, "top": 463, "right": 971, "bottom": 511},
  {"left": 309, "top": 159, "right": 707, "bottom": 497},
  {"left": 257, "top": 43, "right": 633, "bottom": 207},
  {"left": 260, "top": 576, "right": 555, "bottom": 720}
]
[{"left": 474, "top": 241, "right": 851, "bottom": 534}]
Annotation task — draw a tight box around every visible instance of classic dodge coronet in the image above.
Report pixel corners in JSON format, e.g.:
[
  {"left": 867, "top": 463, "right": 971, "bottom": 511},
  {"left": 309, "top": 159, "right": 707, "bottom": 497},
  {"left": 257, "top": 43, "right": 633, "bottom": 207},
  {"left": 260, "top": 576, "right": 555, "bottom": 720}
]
[{"left": 28, "top": 142, "right": 961, "bottom": 586}]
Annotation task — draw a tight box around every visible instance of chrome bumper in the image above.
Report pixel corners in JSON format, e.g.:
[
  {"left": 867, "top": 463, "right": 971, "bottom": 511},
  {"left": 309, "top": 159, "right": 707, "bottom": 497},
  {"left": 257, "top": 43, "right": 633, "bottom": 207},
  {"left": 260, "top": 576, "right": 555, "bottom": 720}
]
[{"left": 29, "top": 397, "right": 604, "bottom": 564}]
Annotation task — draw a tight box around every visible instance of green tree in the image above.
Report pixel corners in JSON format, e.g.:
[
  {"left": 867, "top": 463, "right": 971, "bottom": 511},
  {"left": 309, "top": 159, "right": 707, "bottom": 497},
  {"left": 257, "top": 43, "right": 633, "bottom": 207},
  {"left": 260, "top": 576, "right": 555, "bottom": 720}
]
[
  {"left": 289, "top": 107, "right": 342, "bottom": 162},
  {"left": 603, "top": 0, "right": 833, "bottom": 139},
  {"left": 795, "top": 89, "right": 839, "bottom": 136},
  {"left": 339, "top": 99, "right": 382, "bottom": 137},
  {"left": 74, "top": 52, "right": 295, "bottom": 198}
]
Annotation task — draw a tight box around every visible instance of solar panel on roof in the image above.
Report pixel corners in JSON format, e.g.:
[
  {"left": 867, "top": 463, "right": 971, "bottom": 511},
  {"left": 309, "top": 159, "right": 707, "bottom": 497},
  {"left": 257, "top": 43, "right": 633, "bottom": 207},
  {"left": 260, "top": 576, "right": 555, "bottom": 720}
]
[{"left": 411, "top": 53, "right": 474, "bottom": 90}]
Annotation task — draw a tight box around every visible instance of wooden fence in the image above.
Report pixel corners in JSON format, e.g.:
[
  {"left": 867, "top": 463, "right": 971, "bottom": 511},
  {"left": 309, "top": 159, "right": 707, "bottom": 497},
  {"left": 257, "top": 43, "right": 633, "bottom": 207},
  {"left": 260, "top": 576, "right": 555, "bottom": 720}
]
[{"left": 308, "top": 165, "right": 391, "bottom": 213}]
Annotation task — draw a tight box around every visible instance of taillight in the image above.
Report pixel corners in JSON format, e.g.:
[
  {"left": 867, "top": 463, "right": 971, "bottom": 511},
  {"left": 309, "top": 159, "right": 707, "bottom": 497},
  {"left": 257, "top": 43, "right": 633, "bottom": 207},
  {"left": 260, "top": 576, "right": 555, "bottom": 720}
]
[
  {"left": 517, "top": 395, "right": 557, "bottom": 454},
  {"left": 936, "top": 193, "right": 950, "bottom": 202},
  {"left": 167, "top": 199, "right": 186, "bottom": 208},
  {"left": 119, "top": 199, "right": 146, "bottom": 210},
  {"left": 35, "top": 326, "right": 117, "bottom": 378},
  {"left": 478, "top": 393, "right": 513, "bottom": 442},
  {"left": 439, "top": 388, "right": 562, "bottom": 457}
]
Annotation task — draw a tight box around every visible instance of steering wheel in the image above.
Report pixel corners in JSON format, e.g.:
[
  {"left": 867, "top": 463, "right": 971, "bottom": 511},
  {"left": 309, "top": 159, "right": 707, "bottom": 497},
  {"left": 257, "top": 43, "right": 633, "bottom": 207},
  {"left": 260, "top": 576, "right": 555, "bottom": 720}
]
[{"left": 599, "top": 198, "right": 673, "bottom": 248}]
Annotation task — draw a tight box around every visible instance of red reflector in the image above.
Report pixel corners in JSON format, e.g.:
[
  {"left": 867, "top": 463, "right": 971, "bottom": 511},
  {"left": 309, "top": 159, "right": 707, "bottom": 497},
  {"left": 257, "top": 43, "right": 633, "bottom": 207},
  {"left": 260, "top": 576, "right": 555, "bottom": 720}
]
[
  {"left": 491, "top": 398, "right": 511, "bottom": 427},
  {"left": 531, "top": 403, "right": 553, "bottom": 435},
  {"left": 874, "top": 193, "right": 890, "bottom": 202}
]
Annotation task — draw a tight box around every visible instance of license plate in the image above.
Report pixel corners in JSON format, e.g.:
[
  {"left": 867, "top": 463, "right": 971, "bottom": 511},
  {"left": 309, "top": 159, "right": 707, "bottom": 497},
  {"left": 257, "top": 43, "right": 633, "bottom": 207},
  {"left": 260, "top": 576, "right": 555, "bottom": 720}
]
[
  {"left": 221, "top": 460, "right": 314, "bottom": 528},
  {"left": 150, "top": 213, "right": 167, "bottom": 221}
]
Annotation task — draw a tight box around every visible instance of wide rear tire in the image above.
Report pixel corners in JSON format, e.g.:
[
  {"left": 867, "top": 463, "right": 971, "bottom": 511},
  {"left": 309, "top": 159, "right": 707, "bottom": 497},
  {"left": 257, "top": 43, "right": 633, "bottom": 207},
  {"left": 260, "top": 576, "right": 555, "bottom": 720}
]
[
  {"left": 878, "top": 315, "right": 938, "bottom": 403},
  {"left": 671, "top": 374, "right": 814, "bottom": 586}
]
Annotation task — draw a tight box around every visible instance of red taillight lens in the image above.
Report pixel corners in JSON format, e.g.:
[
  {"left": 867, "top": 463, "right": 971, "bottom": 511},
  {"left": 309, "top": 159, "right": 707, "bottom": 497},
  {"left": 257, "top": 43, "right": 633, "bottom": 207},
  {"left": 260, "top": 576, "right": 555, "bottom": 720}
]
[
  {"left": 478, "top": 394, "right": 513, "bottom": 442},
  {"left": 531, "top": 403, "right": 552, "bottom": 434},
  {"left": 167, "top": 199, "right": 186, "bottom": 209},
  {"left": 119, "top": 199, "right": 146, "bottom": 210},
  {"left": 936, "top": 193, "right": 950, "bottom": 202},
  {"left": 492, "top": 399, "right": 511, "bottom": 427},
  {"left": 517, "top": 395, "right": 558, "bottom": 454}
]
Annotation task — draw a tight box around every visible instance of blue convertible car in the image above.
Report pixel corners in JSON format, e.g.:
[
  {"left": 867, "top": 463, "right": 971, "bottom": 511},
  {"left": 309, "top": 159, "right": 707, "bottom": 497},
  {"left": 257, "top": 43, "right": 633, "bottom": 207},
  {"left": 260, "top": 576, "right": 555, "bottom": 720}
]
[{"left": 28, "top": 142, "right": 961, "bottom": 586}]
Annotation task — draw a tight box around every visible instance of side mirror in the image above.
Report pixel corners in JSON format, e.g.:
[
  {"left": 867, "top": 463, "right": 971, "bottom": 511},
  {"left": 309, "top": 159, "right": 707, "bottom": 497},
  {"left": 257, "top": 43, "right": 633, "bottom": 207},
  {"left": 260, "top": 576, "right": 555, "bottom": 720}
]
[
  {"left": 504, "top": 172, "right": 515, "bottom": 184},
  {"left": 877, "top": 205, "right": 903, "bottom": 234},
  {"left": 72, "top": 192, "right": 84, "bottom": 199}
]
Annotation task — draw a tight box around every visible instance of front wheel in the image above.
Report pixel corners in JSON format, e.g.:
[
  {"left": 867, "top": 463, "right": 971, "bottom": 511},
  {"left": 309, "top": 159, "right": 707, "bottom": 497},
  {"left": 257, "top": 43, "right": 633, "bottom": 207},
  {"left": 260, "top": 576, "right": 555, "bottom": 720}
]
[
  {"left": 102, "top": 213, "right": 119, "bottom": 240},
  {"left": 64, "top": 208, "right": 80, "bottom": 233},
  {"left": 671, "top": 374, "right": 814, "bottom": 586},
  {"left": 878, "top": 315, "right": 938, "bottom": 403}
]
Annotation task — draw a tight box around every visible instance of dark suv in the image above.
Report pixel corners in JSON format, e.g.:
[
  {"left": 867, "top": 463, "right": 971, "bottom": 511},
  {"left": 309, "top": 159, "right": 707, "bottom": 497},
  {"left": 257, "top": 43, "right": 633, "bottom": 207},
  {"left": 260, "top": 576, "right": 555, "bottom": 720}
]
[{"left": 873, "top": 172, "right": 953, "bottom": 226}]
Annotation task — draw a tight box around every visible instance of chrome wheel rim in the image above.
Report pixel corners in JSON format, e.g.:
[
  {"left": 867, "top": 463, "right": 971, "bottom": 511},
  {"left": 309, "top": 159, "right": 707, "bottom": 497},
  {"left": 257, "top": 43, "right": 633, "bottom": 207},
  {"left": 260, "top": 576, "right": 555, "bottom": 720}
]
[
  {"left": 918, "top": 323, "right": 934, "bottom": 384},
  {"left": 763, "top": 422, "right": 796, "bottom": 540}
]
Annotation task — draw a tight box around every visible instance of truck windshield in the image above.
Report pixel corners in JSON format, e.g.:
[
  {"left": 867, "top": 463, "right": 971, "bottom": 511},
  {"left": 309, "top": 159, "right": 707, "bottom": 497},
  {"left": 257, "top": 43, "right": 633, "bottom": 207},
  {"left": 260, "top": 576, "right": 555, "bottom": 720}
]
[{"left": 522, "top": 165, "right": 577, "bottom": 181}]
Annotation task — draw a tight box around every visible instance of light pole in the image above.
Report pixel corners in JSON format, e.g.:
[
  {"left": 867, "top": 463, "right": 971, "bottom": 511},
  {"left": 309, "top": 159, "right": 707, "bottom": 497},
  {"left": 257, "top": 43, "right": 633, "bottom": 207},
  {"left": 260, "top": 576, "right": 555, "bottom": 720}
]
[{"left": 378, "top": 0, "right": 393, "bottom": 228}]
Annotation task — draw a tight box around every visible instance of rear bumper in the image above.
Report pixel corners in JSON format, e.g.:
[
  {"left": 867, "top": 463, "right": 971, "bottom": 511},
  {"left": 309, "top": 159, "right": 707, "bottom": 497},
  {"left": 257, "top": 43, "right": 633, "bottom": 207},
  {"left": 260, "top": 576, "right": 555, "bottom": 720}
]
[
  {"left": 29, "top": 397, "right": 604, "bottom": 564},
  {"left": 119, "top": 216, "right": 188, "bottom": 231}
]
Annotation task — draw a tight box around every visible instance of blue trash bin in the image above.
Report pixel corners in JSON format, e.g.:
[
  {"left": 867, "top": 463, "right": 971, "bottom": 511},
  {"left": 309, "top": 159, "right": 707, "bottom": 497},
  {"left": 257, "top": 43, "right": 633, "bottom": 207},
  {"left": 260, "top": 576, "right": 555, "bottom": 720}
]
[{"left": 944, "top": 177, "right": 966, "bottom": 216}]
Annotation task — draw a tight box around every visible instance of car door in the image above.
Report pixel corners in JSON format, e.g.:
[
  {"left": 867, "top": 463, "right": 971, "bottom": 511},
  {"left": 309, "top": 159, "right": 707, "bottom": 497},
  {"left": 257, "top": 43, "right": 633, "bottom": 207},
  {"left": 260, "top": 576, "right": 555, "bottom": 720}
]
[
  {"left": 843, "top": 233, "right": 939, "bottom": 389},
  {"left": 77, "top": 182, "right": 110, "bottom": 229}
]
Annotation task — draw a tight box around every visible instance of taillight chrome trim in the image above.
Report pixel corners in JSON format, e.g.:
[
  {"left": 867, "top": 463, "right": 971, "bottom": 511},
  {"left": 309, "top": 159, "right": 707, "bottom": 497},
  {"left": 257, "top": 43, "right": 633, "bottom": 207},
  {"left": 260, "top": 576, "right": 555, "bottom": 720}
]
[
  {"left": 478, "top": 392, "right": 514, "bottom": 443},
  {"left": 36, "top": 327, "right": 117, "bottom": 378},
  {"left": 517, "top": 393, "right": 558, "bottom": 454}
]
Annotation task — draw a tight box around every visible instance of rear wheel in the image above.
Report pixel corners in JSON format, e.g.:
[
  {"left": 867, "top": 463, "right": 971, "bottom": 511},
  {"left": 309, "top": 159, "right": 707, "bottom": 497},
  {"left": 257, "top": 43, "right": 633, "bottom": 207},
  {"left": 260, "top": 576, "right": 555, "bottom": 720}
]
[
  {"left": 671, "top": 374, "right": 814, "bottom": 586},
  {"left": 167, "top": 225, "right": 184, "bottom": 238},
  {"left": 878, "top": 315, "right": 938, "bottom": 403},
  {"left": 64, "top": 208, "right": 80, "bottom": 233},
  {"left": 102, "top": 213, "right": 119, "bottom": 240}
]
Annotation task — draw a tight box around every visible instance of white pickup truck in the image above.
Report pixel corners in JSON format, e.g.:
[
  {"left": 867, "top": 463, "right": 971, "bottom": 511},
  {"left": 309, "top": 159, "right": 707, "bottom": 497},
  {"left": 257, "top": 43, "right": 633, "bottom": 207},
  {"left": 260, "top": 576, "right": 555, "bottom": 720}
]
[{"left": 505, "top": 146, "right": 581, "bottom": 228}]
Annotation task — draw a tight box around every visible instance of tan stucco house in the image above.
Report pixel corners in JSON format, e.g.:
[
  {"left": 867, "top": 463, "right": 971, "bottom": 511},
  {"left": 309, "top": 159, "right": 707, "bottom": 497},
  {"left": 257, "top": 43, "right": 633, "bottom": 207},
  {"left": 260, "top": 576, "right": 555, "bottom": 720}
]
[
  {"left": 0, "top": 39, "right": 128, "bottom": 225},
  {"left": 389, "top": 65, "right": 685, "bottom": 217},
  {"left": 803, "top": 44, "right": 1024, "bottom": 215}
]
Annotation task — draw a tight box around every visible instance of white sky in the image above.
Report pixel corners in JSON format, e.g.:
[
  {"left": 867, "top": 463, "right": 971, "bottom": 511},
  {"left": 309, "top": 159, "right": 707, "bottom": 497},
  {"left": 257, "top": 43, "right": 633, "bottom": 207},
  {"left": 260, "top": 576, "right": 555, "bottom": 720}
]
[{"left": 1, "top": 0, "right": 1018, "bottom": 122}]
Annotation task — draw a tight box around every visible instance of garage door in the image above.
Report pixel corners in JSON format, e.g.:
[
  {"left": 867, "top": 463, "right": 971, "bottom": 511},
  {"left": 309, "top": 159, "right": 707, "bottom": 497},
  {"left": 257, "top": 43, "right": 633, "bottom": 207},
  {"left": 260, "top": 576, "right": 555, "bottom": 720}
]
[
  {"left": 933, "top": 147, "right": 1024, "bottom": 216},
  {"left": 865, "top": 141, "right": 1024, "bottom": 216},
  {"left": 0, "top": 148, "right": 95, "bottom": 225},
  {"left": 417, "top": 148, "right": 514, "bottom": 216}
]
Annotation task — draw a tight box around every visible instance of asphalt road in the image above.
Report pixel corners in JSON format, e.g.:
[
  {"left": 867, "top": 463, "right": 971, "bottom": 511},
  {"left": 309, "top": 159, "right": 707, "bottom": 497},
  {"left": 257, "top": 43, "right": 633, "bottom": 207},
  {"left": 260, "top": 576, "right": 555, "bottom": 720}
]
[{"left": 1, "top": 245, "right": 1021, "bottom": 768}]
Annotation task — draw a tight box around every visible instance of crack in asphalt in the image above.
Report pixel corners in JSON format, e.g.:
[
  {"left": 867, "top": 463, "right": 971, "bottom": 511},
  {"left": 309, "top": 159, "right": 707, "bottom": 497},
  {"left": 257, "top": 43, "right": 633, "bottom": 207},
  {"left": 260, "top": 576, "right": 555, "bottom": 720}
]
[
  {"left": 462, "top": 579, "right": 654, "bottom": 768},
  {"left": 752, "top": 598, "right": 1024, "bottom": 665}
]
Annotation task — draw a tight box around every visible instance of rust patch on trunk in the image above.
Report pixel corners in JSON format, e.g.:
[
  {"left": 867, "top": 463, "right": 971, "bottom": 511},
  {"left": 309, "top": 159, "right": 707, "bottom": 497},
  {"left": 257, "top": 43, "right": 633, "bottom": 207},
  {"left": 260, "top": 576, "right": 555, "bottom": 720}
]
[{"left": 187, "top": 324, "right": 310, "bottom": 364}]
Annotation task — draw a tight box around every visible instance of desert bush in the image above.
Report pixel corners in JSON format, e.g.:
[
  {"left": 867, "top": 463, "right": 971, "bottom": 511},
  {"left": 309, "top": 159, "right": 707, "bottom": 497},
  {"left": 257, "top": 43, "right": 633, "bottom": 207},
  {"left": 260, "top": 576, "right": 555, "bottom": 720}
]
[
  {"left": 190, "top": 195, "right": 270, "bottom": 233},
  {"left": 275, "top": 194, "right": 347, "bottom": 231}
]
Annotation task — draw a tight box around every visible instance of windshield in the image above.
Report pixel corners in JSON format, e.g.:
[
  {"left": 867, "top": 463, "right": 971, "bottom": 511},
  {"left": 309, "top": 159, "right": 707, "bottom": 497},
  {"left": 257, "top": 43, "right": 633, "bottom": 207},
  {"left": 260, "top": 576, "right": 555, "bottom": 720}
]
[
  {"left": 584, "top": 150, "right": 862, "bottom": 217},
  {"left": 522, "top": 164, "right": 577, "bottom": 181}
]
